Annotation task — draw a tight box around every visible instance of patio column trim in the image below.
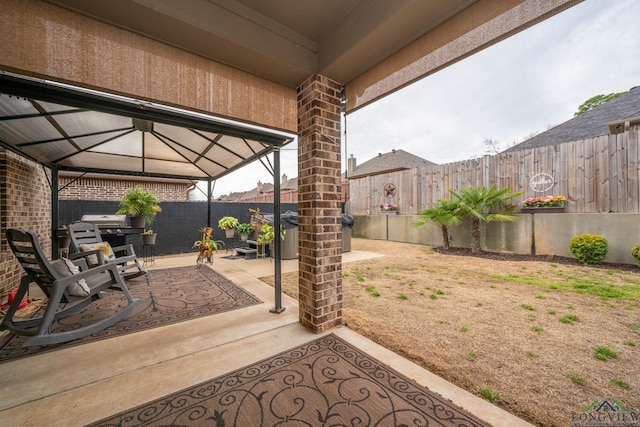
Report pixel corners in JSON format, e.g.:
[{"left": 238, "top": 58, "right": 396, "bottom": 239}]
[{"left": 297, "top": 75, "right": 343, "bottom": 333}]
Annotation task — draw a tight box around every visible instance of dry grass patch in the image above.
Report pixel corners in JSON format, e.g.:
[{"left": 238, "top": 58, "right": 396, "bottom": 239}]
[{"left": 261, "top": 239, "right": 640, "bottom": 426}]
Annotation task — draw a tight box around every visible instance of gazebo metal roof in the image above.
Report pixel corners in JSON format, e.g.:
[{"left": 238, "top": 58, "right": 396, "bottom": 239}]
[{"left": 0, "top": 71, "right": 294, "bottom": 181}]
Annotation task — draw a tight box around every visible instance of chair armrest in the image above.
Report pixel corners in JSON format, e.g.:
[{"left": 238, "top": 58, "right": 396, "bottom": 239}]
[
  {"left": 112, "top": 244, "right": 137, "bottom": 257},
  {"left": 71, "top": 257, "right": 89, "bottom": 271}
]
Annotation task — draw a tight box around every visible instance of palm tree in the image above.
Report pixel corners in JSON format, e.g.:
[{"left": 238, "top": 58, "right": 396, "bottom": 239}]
[
  {"left": 413, "top": 199, "right": 462, "bottom": 250},
  {"left": 449, "top": 185, "right": 523, "bottom": 253}
]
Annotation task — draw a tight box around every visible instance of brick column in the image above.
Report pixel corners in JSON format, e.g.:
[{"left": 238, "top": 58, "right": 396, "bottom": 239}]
[{"left": 297, "top": 75, "right": 343, "bottom": 332}]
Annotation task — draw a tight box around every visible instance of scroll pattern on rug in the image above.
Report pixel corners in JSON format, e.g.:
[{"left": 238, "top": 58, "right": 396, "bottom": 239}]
[{"left": 91, "top": 334, "right": 489, "bottom": 426}]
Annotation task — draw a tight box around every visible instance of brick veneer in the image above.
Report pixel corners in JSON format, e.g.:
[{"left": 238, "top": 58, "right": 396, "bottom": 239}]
[
  {"left": 297, "top": 75, "right": 343, "bottom": 332},
  {"left": 59, "top": 175, "right": 190, "bottom": 201},
  {"left": 0, "top": 149, "right": 52, "bottom": 293},
  {"left": 0, "top": 160, "right": 192, "bottom": 295}
]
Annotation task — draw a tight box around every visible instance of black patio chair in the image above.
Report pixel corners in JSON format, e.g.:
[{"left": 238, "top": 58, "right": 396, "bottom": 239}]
[
  {"left": 68, "top": 222, "right": 148, "bottom": 281},
  {"left": 2, "top": 228, "right": 141, "bottom": 347}
]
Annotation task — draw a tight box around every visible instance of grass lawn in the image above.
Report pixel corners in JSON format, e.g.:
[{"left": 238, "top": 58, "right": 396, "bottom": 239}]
[{"left": 261, "top": 238, "right": 640, "bottom": 427}]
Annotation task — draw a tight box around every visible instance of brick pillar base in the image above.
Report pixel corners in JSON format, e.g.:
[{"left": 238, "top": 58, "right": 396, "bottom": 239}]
[{"left": 297, "top": 75, "right": 343, "bottom": 333}]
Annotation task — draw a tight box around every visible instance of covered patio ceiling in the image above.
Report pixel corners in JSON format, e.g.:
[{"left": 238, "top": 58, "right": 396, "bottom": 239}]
[
  {"left": 0, "top": 71, "right": 294, "bottom": 181},
  {"left": 44, "top": 0, "right": 478, "bottom": 89}
]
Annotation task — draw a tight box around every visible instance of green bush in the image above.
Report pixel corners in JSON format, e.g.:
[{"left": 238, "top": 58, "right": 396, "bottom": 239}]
[
  {"left": 631, "top": 244, "right": 640, "bottom": 266},
  {"left": 569, "top": 234, "right": 608, "bottom": 265}
]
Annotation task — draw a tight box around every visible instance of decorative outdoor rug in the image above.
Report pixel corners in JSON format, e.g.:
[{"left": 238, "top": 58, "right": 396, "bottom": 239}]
[
  {"left": 90, "top": 334, "right": 489, "bottom": 427},
  {"left": 0, "top": 266, "right": 262, "bottom": 363}
]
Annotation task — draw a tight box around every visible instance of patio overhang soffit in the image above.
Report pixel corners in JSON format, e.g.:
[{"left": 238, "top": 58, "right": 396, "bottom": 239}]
[{"left": 0, "top": 71, "right": 294, "bottom": 181}]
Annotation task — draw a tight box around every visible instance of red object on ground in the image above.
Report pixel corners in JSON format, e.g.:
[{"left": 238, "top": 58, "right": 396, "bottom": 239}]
[{"left": 1, "top": 288, "right": 28, "bottom": 310}]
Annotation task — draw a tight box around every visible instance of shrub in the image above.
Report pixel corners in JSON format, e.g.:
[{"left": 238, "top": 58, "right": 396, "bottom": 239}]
[
  {"left": 569, "top": 234, "right": 608, "bottom": 265},
  {"left": 631, "top": 244, "right": 640, "bottom": 266}
]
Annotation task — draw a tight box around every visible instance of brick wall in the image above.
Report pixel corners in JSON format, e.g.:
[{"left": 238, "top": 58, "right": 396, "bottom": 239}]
[
  {"left": 0, "top": 159, "right": 193, "bottom": 295},
  {"left": 59, "top": 175, "right": 191, "bottom": 201},
  {"left": 297, "top": 75, "right": 343, "bottom": 333},
  {"left": 1, "top": 149, "right": 52, "bottom": 294}
]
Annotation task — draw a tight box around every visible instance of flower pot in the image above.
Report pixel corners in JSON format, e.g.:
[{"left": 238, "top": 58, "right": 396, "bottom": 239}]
[
  {"left": 141, "top": 233, "right": 157, "bottom": 245},
  {"left": 240, "top": 234, "right": 249, "bottom": 241},
  {"left": 225, "top": 228, "right": 235, "bottom": 238},
  {"left": 58, "top": 235, "right": 71, "bottom": 249},
  {"left": 379, "top": 211, "right": 398, "bottom": 215},
  {"left": 130, "top": 216, "right": 146, "bottom": 229},
  {"left": 521, "top": 206, "right": 565, "bottom": 213}
]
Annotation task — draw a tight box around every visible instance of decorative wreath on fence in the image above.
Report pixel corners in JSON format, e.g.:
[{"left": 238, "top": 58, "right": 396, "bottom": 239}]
[{"left": 383, "top": 183, "right": 396, "bottom": 197}]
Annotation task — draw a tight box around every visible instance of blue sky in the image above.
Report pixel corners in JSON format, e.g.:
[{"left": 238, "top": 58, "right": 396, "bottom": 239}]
[{"left": 207, "top": 0, "right": 640, "bottom": 198}]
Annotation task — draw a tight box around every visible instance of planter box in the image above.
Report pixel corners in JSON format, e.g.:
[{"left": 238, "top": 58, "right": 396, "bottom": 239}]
[
  {"left": 141, "top": 233, "right": 157, "bottom": 245},
  {"left": 521, "top": 207, "right": 565, "bottom": 213},
  {"left": 379, "top": 211, "right": 398, "bottom": 215}
]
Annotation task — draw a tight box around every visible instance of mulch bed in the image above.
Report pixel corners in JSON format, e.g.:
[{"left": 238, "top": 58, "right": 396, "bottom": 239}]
[{"left": 432, "top": 246, "right": 640, "bottom": 273}]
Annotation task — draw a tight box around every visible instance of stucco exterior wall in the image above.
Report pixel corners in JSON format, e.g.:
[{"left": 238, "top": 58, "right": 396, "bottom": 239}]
[
  {"left": 0, "top": 0, "right": 297, "bottom": 133},
  {"left": 353, "top": 213, "right": 640, "bottom": 265}
]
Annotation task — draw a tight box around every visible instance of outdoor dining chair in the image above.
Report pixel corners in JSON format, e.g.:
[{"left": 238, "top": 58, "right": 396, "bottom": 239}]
[
  {"left": 68, "top": 222, "right": 148, "bottom": 282},
  {"left": 2, "top": 228, "right": 141, "bottom": 347}
]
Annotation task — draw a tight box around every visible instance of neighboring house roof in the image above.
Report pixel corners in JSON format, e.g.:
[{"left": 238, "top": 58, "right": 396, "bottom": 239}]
[
  {"left": 504, "top": 86, "right": 640, "bottom": 153},
  {"left": 348, "top": 149, "right": 437, "bottom": 179},
  {"left": 217, "top": 191, "right": 246, "bottom": 202},
  {"left": 237, "top": 182, "right": 274, "bottom": 201},
  {"left": 219, "top": 175, "right": 298, "bottom": 201},
  {"left": 274, "top": 177, "right": 298, "bottom": 192}
]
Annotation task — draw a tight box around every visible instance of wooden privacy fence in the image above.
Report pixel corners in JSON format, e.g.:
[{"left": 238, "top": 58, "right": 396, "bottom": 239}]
[{"left": 349, "top": 130, "right": 640, "bottom": 215}]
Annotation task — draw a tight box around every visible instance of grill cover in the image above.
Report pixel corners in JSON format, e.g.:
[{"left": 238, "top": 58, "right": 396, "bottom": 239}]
[{"left": 80, "top": 215, "right": 126, "bottom": 227}]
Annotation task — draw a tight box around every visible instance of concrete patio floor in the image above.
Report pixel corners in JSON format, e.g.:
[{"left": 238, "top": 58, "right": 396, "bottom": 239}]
[{"left": 0, "top": 250, "right": 531, "bottom": 426}]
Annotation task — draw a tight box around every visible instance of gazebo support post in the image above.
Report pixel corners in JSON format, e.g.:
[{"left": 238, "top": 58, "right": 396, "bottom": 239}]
[
  {"left": 51, "top": 166, "right": 59, "bottom": 259},
  {"left": 270, "top": 147, "right": 285, "bottom": 313}
]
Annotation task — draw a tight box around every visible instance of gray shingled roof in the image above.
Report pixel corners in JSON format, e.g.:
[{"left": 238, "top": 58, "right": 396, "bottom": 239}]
[
  {"left": 504, "top": 86, "right": 640, "bottom": 153},
  {"left": 348, "top": 149, "right": 437, "bottom": 178}
]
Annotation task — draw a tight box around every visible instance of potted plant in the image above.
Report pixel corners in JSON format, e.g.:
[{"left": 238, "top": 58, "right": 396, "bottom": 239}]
[
  {"left": 193, "top": 236, "right": 224, "bottom": 264},
  {"left": 521, "top": 195, "right": 567, "bottom": 213},
  {"left": 116, "top": 185, "right": 162, "bottom": 228},
  {"left": 249, "top": 207, "right": 264, "bottom": 238},
  {"left": 141, "top": 229, "right": 157, "bottom": 245},
  {"left": 218, "top": 216, "right": 239, "bottom": 238},
  {"left": 257, "top": 224, "right": 285, "bottom": 257},
  {"left": 379, "top": 203, "right": 398, "bottom": 214},
  {"left": 236, "top": 223, "right": 253, "bottom": 241},
  {"left": 58, "top": 225, "right": 71, "bottom": 250}
]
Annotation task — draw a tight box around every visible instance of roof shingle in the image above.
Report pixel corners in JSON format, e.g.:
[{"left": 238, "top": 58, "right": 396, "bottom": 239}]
[
  {"left": 349, "top": 149, "right": 436, "bottom": 178},
  {"left": 504, "top": 86, "right": 640, "bottom": 152}
]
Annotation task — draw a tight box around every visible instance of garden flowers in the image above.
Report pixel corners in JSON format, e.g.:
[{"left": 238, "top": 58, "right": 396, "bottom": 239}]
[
  {"left": 379, "top": 203, "right": 398, "bottom": 211},
  {"left": 523, "top": 195, "right": 567, "bottom": 207}
]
